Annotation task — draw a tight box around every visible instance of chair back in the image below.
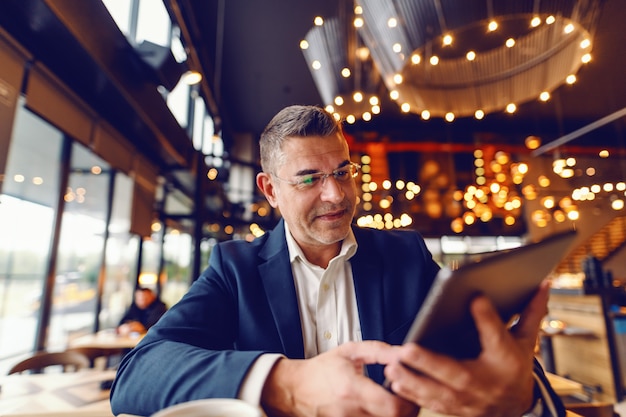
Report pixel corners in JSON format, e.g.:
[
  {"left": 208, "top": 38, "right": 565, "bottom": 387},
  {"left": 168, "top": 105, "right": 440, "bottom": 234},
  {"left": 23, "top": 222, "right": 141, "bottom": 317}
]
[
  {"left": 66, "top": 346, "right": 127, "bottom": 369},
  {"left": 8, "top": 350, "right": 91, "bottom": 375}
]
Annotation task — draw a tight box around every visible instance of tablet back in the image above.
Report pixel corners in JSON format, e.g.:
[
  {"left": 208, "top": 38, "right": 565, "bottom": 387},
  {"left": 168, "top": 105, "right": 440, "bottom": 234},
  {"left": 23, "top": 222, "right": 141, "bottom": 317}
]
[{"left": 404, "top": 230, "right": 577, "bottom": 359}]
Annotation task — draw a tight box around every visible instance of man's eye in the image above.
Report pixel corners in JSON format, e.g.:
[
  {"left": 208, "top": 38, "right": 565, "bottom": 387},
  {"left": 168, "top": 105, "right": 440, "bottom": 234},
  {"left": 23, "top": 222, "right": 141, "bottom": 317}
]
[
  {"left": 334, "top": 170, "right": 350, "bottom": 180},
  {"left": 299, "top": 175, "right": 319, "bottom": 186}
]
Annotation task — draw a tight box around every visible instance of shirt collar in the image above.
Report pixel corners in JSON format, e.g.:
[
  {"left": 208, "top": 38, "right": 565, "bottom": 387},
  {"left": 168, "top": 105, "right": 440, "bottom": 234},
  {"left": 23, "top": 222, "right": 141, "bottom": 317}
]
[{"left": 284, "top": 221, "right": 358, "bottom": 265}]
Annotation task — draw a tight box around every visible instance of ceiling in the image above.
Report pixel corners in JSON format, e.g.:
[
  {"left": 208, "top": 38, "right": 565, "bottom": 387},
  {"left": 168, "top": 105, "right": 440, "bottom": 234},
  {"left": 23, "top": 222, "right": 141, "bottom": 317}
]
[
  {"left": 2, "top": 0, "right": 626, "bottom": 241},
  {"left": 166, "top": 0, "right": 626, "bottom": 242},
  {"left": 173, "top": 0, "right": 626, "bottom": 151}
]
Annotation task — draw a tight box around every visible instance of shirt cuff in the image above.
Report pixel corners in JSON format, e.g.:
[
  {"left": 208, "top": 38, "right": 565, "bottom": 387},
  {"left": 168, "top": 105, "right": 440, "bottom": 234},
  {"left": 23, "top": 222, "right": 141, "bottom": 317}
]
[{"left": 238, "top": 353, "right": 284, "bottom": 408}]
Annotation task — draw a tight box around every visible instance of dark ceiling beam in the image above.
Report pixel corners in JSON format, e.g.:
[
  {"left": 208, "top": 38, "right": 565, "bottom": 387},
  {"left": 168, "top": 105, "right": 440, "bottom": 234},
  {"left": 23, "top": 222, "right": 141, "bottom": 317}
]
[
  {"left": 41, "top": 0, "right": 194, "bottom": 169},
  {"left": 167, "top": 0, "right": 221, "bottom": 126},
  {"left": 0, "top": 0, "right": 196, "bottom": 170}
]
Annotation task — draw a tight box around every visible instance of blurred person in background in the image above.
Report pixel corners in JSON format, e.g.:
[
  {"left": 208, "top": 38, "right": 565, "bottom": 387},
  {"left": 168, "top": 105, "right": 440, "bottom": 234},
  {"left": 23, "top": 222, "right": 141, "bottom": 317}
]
[{"left": 117, "top": 287, "right": 167, "bottom": 336}]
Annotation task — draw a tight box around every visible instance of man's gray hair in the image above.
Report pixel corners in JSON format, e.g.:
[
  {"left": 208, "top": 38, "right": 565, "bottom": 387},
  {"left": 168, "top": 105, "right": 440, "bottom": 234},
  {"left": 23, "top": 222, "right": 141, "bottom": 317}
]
[{"left": 259, "top": 105, "right": 343, "bottom": 174}]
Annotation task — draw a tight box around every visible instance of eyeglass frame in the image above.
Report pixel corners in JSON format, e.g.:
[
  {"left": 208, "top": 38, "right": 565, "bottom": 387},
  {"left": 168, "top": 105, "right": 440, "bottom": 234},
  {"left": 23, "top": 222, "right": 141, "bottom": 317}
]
[{"left": 271, "top": 161, "right": 361, "bottom": 190}]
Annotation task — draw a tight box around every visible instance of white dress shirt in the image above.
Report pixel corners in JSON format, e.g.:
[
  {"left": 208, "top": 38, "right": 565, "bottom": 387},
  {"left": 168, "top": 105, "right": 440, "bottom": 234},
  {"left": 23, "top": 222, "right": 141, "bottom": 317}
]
[
  {"left": 238, "top": 222, "right": 361, "bottom": 404},
  {"left": 285, "top": 221, "right": 361, "bottom": 357}
]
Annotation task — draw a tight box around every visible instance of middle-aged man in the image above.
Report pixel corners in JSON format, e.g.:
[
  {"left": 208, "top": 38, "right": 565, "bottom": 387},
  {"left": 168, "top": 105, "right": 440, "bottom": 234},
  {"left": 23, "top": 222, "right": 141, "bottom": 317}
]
[{"left": 111, "top": 105, "right": 565, "bottom": 417}]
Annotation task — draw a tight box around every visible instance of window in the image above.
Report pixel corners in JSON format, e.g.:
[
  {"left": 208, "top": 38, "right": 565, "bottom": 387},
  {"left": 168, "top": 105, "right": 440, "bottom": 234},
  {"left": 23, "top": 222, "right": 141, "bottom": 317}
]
[
  {"left": 136, "top": 0, "right": 171, "bottom": 47},
  {"left": 100, "top": 174, "right": 138, "bottom": 330},
  {"left": 48, "top": 144, "right": 110, "bottom": 350},
  {"left": 192, "top": 96, "right": 206, "bottom": 151},
  {"left": 102, "top": 0, "right": 132, "bottom": 36},
  {"left": 0, "top": 102, "right": 140, "bottom": 365},
  {"left": 0, "top": 102, "right": 63, "bottom": 370},
  {"left": 161, "top": 228, "right": 192, "bottom": 307},
  {"left": 104, "top": 0, "right": 172, "bottom": 47},
  {"left": 167, "top": 81, "right": 190, "bottom": 128}
]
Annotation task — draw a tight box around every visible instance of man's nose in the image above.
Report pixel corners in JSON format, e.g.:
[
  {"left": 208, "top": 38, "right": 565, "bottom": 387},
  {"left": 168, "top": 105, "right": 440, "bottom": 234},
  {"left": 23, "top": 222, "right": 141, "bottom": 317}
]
[{"left": 319, "top": 175, "right": 344, "bottom": 202}]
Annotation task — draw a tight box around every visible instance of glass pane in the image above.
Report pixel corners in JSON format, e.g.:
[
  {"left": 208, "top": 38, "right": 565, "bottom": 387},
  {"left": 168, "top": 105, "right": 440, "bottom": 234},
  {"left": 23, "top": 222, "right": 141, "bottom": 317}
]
[
  {"left": 161, "top": 228, "right": 193, "bottom": 307},
  {"left": 424, "top": 238, "right": 442, "bottom": 264},
  {"left": 136, "top": 0, "right": 171, "bottom": 46},
  {"left": 496, "top": 235, "right": 523, "bottom": 250},
  {"left": 212, "top": 135, "right": 224, "bottom": 157},
  {"left": 164, "top": 187, "right": 193, "bottom": 216},
  {"left": 441, "top": 235, "right": 469, "bottom": 254},
  {"left": 171, "top": 28, "right": 188, "bottom": 63},
  {"left": 99, "top": 173, "right": 138, "bottom": 330},
  {"left": 141, "top": 233, "right": 161, "bottom": 288},
  {"left": 202, "top": 115, "right": 215, "bottom": 155},
  {"left": 0, "top": 103, "right": 62, "bottom": 372},
  {"left": 465, "top": 236, "right": 498, "bottom": 254},
  {"left": 227, "top": 164, "right": 254, "bottom": 205},
  {"left": 48, "top": 144, "right": 111, "bottom": 350},
  {"left": 102, "top": 0, "right": 132, "bottom": 36},
  {"left": 167, "top": 81, "right": 190, "bottom": 128},
  {"left": 192, "top": 96, "right": 205, "bottom": 151}
]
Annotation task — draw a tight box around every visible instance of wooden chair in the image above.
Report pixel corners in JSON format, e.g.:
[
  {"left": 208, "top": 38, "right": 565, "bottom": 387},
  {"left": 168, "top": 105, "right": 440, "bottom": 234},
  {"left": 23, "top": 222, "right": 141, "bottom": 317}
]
[
  {"left": 8, "top": 350, "right": 91, "bottom": 375},
  {"left": 66, "top": 346, "right": 128, "bottom": 369}
]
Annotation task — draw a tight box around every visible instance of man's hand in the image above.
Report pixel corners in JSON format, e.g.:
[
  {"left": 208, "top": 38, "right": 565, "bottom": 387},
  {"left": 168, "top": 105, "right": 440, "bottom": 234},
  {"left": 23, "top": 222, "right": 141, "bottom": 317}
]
[
  {"left": 384, "top": 280, "right": 551, "bottom": 417},
  {"left": 261, "top": 341, "right": 419, "bottom": 417},
  {"left": 117, "top": 321, "right": 147, "bottom": 336}
]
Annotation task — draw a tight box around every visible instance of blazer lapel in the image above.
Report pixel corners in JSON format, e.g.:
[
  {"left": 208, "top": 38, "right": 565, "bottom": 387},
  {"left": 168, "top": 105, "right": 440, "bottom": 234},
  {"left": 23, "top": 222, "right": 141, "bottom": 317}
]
[
  {"left": 351, "top": 226, "right": 385, "bottom": 343},
  {"left": 351, "top": 227, "right": 386, "bottom": 383},
  {"left": 258, "top": 219, "right": 305, "bottom": 359}
]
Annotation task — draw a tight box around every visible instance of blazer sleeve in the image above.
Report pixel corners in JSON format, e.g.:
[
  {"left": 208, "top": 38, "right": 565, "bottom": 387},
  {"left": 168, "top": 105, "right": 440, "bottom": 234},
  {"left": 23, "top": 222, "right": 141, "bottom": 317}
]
[
  {"left": 144, "top": 300, "right": 168, "bottom": 329},
  {"left": 110, "top": 245, "right": 268, "bottom": 417}
]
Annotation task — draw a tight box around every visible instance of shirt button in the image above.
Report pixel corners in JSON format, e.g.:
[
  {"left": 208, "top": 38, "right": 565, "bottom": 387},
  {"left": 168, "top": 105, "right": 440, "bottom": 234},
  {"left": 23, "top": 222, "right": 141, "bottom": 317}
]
[
  {"left": 322, "top": 283, "right": 330, "bottom": 291},
  {"left": 324, "top": 331, "right": 332, "bottom": 340}
]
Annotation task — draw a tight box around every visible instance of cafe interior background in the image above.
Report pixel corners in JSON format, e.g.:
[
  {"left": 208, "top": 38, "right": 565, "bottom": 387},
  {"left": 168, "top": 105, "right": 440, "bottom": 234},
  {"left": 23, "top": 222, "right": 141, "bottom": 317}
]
[{"left": 1, "top": 0, "right": 626, "bottom": 405}]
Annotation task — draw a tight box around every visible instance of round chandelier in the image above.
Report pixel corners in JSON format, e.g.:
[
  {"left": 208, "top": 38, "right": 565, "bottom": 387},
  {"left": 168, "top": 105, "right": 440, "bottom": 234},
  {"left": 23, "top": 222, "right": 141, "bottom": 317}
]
[{"left": 354, "top": 0, "right": 604, "bottom": 119}]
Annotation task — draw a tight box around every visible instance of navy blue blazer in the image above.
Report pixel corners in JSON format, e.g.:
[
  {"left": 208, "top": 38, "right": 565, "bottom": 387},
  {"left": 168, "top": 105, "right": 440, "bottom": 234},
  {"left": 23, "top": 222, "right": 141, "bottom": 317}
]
[{"left": 110, "top": 220, "right": 563, "bottom": 416}]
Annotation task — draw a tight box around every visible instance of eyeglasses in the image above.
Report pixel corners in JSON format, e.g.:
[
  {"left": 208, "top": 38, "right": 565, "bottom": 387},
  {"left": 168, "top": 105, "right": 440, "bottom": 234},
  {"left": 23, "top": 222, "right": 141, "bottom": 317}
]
[{"left": 272, "top": 162, "right": 361, "bottom": 190}]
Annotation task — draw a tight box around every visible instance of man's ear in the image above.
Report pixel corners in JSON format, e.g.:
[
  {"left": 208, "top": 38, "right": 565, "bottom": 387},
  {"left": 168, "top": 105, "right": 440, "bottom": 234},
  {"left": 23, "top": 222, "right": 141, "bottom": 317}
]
[{"left": 256, "top": 172, "right": 279, "bottom": 208}]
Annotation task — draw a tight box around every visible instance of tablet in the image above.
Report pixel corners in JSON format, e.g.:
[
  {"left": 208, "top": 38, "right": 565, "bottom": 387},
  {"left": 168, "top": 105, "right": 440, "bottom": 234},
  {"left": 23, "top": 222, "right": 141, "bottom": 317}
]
[{"left": 401, "top": 230, "right": 577, "bottom": 360}]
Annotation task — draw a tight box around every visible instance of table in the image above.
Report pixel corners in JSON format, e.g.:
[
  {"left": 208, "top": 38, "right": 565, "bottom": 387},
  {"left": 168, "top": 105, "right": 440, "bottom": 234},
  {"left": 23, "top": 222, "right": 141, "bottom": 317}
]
[
  {"left": 0, "top": 369, "right": 587, "bottom": 417},
  {"left": 68, "top": 330, "right": 144, "bottom": 350},
  {"left": 546, "top": 372, "right": 586, "bottom": 398},
  {"left": 419, "top": 406, "right": 586, "bottom": 416},
  {"left": 0, "top": 370, "right": 117, "bottom": 417}
]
